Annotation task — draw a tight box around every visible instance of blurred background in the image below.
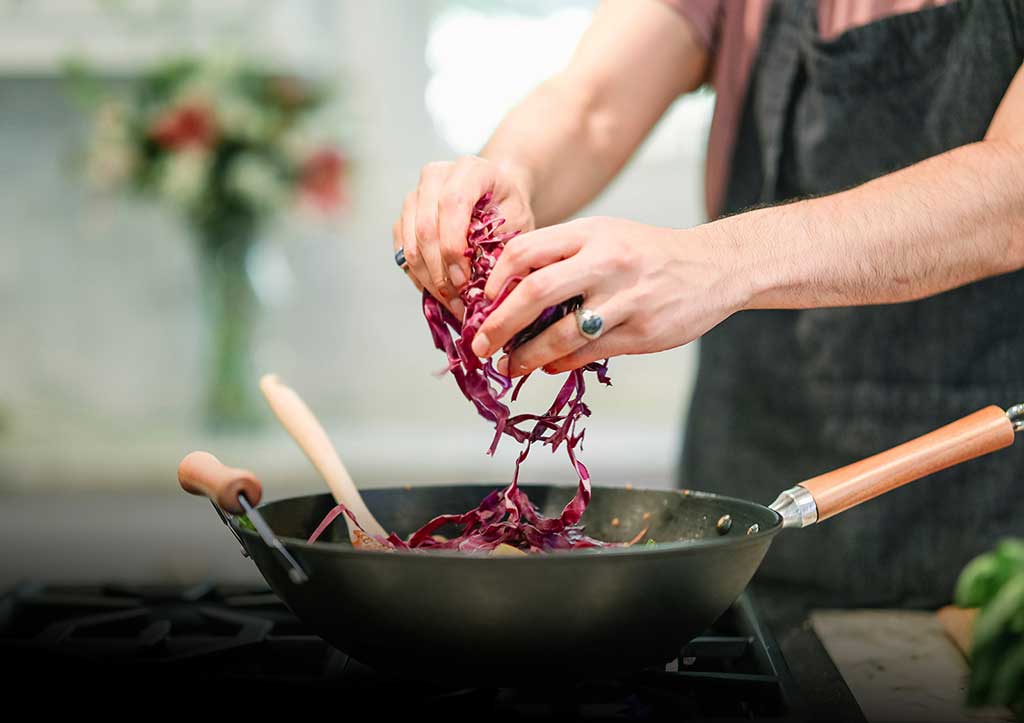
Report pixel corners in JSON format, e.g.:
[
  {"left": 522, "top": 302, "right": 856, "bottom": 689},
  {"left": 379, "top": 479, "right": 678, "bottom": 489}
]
[{"left": 0, "top": 0, "right": 711, "bottom": 584}]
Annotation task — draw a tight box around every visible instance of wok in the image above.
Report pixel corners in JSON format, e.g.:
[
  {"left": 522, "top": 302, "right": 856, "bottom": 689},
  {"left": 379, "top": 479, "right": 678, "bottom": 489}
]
[{"left": 180, "top": 403, "right": 1023, "bottom": 680}]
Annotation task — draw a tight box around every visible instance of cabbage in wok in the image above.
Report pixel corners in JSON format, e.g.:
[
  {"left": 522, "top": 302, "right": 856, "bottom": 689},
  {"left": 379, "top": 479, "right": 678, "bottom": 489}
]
[{"left": 309, "top": 195, "right": 629, "bottom": 552}]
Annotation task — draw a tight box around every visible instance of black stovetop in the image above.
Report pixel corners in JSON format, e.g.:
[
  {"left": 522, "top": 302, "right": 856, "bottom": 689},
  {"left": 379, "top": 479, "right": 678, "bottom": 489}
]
[{"left": 0, "top": 581, "right": 862, "bottom": 720}]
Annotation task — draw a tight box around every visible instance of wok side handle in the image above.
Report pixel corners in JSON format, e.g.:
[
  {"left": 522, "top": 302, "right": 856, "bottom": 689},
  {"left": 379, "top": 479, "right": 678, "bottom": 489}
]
[
  {"left": 792, "top": 405, "right": 1017, "bottom": 525},
  {"left": 177, "top": 451, "right": 308, "bottom": 584},
  {"left": 178, "top": 451, "right": 262, "bottom": 515}
]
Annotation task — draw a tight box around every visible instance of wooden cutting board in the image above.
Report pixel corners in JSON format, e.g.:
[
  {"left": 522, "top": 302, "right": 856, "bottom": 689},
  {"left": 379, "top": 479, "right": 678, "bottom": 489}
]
[
  {"left": 810, "top": 609, "right": 1012, "bottom": 722},
  {"left": 937, "top": 605, "right": 978, "bottom": 658}
]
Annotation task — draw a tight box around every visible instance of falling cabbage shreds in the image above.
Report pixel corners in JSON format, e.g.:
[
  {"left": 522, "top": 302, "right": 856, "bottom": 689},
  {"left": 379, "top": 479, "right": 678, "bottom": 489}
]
[{"left": 309, "top": 194, "right": 635, "bottom": 553}]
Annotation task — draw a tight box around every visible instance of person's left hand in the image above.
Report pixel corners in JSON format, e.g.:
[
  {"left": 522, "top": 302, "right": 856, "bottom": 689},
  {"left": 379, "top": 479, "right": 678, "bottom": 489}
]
[{"left": 469, "top": 216, "right": 749, "bottom": 376}]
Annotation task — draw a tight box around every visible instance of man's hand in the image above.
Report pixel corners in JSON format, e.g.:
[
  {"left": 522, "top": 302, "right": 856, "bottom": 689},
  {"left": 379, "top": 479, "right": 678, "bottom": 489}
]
[
  {"left": 472, "top": 60, "right": 1024, "bottom": 379},
  {"left": 391, "top": 0, "right": 708, "bottom": 315},
  {"left": 393, "top": 157, "right": 534, "bottom": 314},
  {"left": 470, "top": 217, "right": 749, "bottom": 376}
]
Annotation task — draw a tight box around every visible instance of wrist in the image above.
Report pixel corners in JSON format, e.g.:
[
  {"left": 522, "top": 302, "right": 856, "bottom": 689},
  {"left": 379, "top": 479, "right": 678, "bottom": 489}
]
[
  {"left": 709, "top": 206, "right": 803, "bottom": 312},
  {"left": 485, "top": 155, "right": 535, "bottom": 205},
  {"left": 683, "top": 216, "right": 770, "bottom": 316}
]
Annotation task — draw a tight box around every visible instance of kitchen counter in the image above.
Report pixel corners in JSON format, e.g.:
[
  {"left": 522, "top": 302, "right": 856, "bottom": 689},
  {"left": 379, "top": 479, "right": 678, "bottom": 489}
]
[
  {"left": 753, "top": 582, "right": 1013, "bottom": 723},
  {"left": 810, "top": 609, "right": 1012, "bottom": 722}
]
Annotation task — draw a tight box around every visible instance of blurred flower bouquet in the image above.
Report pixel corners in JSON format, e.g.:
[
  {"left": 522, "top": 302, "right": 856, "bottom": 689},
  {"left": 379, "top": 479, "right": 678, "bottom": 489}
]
[{"left": 70, "top": 57, "right": 348, "bottom": 428}]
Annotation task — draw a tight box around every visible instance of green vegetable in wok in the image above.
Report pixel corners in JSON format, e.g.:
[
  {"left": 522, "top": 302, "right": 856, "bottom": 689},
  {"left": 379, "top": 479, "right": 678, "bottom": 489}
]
[{"left": 955, "top": 538, "right": 1024, "bottom": 718}]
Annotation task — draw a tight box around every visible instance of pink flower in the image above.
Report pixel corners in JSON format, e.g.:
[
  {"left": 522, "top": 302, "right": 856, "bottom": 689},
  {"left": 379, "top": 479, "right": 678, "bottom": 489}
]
[
  {"left": 149, "top": 103, "right": 218, "bottom": 150},
  {"left": 299, "top": 148, "right": 348, "bottom": 212}
]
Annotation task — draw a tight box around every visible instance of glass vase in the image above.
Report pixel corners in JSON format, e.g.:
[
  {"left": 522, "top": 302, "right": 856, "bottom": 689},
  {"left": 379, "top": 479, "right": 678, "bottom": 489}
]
[{"left": 194, "top": 213, "right": 263, "bottom": 430}]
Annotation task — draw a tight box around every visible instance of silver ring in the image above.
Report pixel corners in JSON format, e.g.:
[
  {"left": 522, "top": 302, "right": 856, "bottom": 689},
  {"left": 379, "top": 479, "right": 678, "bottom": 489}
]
[
  {"left": 575, "top": 308, "right": 604, "bottom": 341},
  {"left": 394, "top": 247, "right": 407, "bottom": 268}
]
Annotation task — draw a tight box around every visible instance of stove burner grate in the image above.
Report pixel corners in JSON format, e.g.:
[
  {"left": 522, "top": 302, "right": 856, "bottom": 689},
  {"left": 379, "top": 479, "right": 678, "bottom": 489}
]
[{"left": 1, "top": 583, "right": 801, "bottom": 719}]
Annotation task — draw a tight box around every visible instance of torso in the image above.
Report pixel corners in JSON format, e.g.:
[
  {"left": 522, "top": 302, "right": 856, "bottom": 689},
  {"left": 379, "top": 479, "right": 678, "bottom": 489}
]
[
  {"left": 681, "top": 0, "right": 1024, "bottom": 607},
  {"left": 663, "top": 0, "right": 959, "bottom": 217}
]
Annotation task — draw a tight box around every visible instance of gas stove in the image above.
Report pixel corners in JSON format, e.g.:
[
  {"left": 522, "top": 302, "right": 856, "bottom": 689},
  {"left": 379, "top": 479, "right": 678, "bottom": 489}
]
[{"left": 0, "top": 582, "right": 862, "bottom": 719}]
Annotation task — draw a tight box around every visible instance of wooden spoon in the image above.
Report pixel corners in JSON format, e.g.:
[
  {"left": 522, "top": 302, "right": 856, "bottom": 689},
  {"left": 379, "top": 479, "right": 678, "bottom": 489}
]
[{"left": 259, "top": 373, "right": 389, "bottom": 548}]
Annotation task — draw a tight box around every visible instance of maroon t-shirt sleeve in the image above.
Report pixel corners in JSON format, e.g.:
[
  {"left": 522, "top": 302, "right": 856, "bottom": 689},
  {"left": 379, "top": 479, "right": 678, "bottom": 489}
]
[{"left": 657, "top": 0, "right": 723, "bottom": 51}]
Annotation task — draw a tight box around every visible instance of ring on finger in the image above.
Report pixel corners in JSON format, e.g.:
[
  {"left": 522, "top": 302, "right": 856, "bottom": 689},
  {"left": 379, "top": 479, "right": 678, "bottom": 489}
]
[
  {"left": 575, "top": 308, "right": 605, "bottom": 341},
  {"left": 394, "top": 247, "right": 408, "bottom": 268}
]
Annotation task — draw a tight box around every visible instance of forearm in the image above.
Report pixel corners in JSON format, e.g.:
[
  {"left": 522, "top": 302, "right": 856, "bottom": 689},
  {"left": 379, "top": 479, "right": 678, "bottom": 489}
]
[
  {"left": 724, "top": 139, "right": 1024, "bottom": 311},
  {"left": 468, "top": 68, "right": 1024, "bottom": 375},
  {"left": 481, "top": 76, "right": 630, "bottom": 228},
  {"left": 482, "top": 0, "right": 707, "bottom": 227}
]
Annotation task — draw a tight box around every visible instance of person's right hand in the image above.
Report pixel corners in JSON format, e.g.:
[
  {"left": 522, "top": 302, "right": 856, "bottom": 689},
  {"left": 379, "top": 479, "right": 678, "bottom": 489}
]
[{"left": 392, "top": 156, "right": 534, "bottom": 316}]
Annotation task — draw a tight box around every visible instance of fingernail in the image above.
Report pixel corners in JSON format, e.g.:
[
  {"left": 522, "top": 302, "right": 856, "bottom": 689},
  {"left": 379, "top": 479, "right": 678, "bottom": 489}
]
[
  {"left": 471, "top": 332, "right": 490, "bottom": 357},
  {"left": 450, "top": 298, "right": 465, "bottom": 319},
  {"left": 448, "top": 264, "right": 466, "bottom": 288},
  {"left": 497, "top": 355, "right": 509, "bottom": 375}
]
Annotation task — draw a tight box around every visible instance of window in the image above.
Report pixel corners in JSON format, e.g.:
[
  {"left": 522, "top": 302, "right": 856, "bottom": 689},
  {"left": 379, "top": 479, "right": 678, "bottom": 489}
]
[{"left": 424, "top": 1, "right": 714, "bottom": 164}]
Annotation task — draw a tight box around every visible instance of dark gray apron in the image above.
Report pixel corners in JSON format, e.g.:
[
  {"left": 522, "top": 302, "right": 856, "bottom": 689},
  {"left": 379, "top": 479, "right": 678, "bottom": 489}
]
[{"left": 682, "top": 0, "right": 1024, "bottom": 608}]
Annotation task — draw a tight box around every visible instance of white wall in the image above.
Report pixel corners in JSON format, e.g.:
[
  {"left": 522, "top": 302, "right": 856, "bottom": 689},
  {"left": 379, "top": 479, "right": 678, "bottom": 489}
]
[{"left": 0, "top": 0, "right": 710, "bottom": 496}]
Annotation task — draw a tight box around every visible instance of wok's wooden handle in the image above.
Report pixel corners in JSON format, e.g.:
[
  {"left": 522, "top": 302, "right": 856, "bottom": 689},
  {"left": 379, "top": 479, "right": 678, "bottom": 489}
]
[
  {"left": 799, "top": 406, "right": 1015, "bottom": 521},
  {"left": 259, "top": 374, "right": 387, "bottom": 538},
  {"left": 178, "top": 451, "right": 261, "bottom": 515}
]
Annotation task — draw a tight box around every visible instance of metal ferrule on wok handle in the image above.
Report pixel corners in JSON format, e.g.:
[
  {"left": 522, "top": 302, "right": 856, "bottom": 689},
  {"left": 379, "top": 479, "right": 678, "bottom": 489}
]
[{"left": 770, "top": 403, "right": 1024, "bottom": 529}]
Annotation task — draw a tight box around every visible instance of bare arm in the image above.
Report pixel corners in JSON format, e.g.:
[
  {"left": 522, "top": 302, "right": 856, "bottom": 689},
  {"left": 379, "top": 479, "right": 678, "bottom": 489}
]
[
  {"left": 739, "top": 63, "right": 1024, "bottom": 310},
  {"left": 470, "top": 64, "right": 1024, "bottom": 376},
  {"left": 393, "top": 0, "right": 709, "bottom": 311},
  {"left": 482, "top": 0, "right": 709, "bottom": 227}
]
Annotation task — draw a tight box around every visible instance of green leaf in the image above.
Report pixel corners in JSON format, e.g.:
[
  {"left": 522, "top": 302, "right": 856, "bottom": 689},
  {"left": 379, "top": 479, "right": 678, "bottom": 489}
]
[
  {"left": 957, "top": 552, "right": 1012, "bottom": 608},
  {"left": 997, "top": 539, "right": 1024, "bottom": 569},
  {"left": 988, "top": 640, "right": 1024, "bottom": 708},
  {"left": 236, "top": 515, "right": 256, "bottom": 532},
  {"left": 973, "top": 575, "right": 1024, "bottom": 653},
  {"left": 961, "top": 540, "right": 1024, "bottom": 714},
  {"left": 967, "top": 644, "right": 1000, "bottom": 704}
]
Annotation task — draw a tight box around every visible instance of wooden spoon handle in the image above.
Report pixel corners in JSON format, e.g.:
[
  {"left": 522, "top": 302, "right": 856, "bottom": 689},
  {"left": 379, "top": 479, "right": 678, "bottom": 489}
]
[
  {"left": 259, "top": 374, "right": 387, "bottom": 538},
  {"left": 178, "top": 451, "right": 261, "bottom": 515},
  {"left": 800, "top": 405, "right": 1016, "bottom": 521}
]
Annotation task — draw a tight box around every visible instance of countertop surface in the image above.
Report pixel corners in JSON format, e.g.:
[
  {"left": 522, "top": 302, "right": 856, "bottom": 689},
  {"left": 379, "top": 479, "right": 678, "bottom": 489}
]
[
  {"left": 753, "top": 583, "right": 1012, "bottom": 723},
  {"left": 810, "top": 609, "right": 1012, "bottom": 722}
]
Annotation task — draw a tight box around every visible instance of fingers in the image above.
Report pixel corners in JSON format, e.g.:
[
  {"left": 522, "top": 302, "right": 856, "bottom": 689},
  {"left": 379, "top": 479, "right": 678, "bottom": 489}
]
[
  {"left": 400, "top": 191, "right": 460, "bottom": 316},
  {"left": 392, "top": 216, "right": 423, "bottom": 292},
  {"left": 503, "top": 298, "right": 623, "bottom": 377},
  {"left": 542, "top": 327, "right": 632, "bottom": 375},
  {"left": 415, "top": 163, "right": 459, "bottom": 301},
  {"left": 399, "top": 191, "right": 434, "bottom": 296},
  {"left": 395, "top": 156, "right": 537, "bottom": 324},
  {"left": 471, "top": 256, "right": 599, "bottom": 358},
  {"left": 484, "top": 227, "right": 586, "bottom": 300},
  {"left": 438, "top": 158, "right": 495, "bottom": 290},
  {"left": 394, "top": 156, "right": 535, "bottom": 319}
]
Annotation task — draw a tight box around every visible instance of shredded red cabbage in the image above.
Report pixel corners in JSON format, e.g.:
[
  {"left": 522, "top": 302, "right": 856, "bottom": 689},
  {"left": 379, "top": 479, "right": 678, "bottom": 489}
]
[{"left": 310, "top": 194, "right": 621, "bottom": 553}]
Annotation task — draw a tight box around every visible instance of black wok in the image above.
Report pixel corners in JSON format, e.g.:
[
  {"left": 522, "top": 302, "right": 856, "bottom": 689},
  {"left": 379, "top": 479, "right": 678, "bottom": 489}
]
[{"left": 180, "top": 403, "right": 1022, "bottom": 680}]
